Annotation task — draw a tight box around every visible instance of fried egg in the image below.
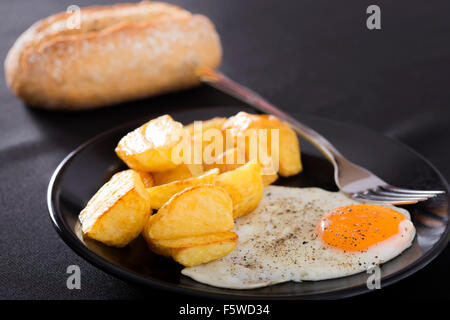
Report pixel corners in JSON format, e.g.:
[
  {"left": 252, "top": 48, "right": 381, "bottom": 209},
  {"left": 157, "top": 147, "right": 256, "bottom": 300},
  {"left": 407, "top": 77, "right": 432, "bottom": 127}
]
[{"left": 182, "top": 186, "right": 415, "bottom": 289}]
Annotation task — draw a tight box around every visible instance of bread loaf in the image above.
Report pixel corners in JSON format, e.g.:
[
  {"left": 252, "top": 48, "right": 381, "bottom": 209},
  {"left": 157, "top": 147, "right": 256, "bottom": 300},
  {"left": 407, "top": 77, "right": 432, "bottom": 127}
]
[{"left": 4, "top": 1, "right": 222, "bottom": 110}]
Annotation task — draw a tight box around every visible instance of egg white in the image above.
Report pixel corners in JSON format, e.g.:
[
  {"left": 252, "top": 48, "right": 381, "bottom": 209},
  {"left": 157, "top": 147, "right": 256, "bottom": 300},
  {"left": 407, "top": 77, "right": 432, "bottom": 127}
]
[{"left": 181, "top": 186, "right": 416, "bottom": 289}]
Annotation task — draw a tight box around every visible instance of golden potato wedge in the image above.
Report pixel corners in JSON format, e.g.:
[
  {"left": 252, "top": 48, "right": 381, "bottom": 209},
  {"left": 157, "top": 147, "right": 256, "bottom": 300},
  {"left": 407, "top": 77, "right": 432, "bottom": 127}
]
[
  {"left": 186, "top": 117, "right": 229, "bottom": 163},
  {"left": 145, "top": 231, "right": 238, "bottom": 267},
  {"left": 222, "top": 112, "right": 302, "bottom": 177},
  {"left": 152, "top": 231, "right": 237, "bottom": 248},
  {"left": 79, "top": 170, "right": 151, "bottom": 247},
  {"left": 145, "top": 184, "right": 234, "bottom": 239},
  {"left": 152, "top": 163, "right": 204, "bottom": 186},
  {"left": 142, "top": 215, "right": 173, "bottom": 257},
  {"left": 115, "top": 115, "right": 184, "bottom": 172},
  {"left": 203, "top": 147, "right": 245, "bottom": 173},
  {"left": 204, "top": 147, "right": 279, "bottom": 186},
  {"left": 146, "top": 168, "right": 220, "bottom": 209},
  {"left": 136, "top": 170, "right": 154, "bottom": 188},
  {"left": 262, "top": 173, "right": 279, "bottom": 186},
  {"left": 145, "top": 239, "right": 173, "bottom": 258},
  {"left": 277, "top": 123, "right": 302, "bottom": 176},
  {"left": 185, "top": 117, "right": 227, "bottom": 136},
  {"left": 171, "top": 237, "right": 238, "bottom": 267},
  {"left": 213, "top": 160, "right": 264, "bottom": 218}
]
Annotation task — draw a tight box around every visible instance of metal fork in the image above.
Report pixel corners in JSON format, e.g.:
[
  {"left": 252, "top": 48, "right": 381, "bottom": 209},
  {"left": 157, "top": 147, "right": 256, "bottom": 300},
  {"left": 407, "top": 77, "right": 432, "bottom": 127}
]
[{"left": 197, "top": 67, "right": 445, "bottom": 205}]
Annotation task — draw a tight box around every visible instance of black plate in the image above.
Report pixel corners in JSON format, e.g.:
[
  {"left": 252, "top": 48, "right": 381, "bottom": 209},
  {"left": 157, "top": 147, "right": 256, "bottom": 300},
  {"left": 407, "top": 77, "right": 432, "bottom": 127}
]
[{"left": 47, "top": 106, "right": 449, "bottom": 299}]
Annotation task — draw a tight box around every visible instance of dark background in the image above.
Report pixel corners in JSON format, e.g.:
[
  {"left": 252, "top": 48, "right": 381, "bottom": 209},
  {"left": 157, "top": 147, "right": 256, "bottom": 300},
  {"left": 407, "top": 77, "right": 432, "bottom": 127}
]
[{"left": 0, "top": 0, "right": 449, "bottom": 301}]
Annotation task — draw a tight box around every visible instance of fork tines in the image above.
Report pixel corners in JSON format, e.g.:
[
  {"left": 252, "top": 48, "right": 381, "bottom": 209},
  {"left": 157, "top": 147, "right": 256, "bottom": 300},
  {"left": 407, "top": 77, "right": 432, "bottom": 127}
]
[{"left": 353, "top": 186, "right": 445, "bottom": 205}]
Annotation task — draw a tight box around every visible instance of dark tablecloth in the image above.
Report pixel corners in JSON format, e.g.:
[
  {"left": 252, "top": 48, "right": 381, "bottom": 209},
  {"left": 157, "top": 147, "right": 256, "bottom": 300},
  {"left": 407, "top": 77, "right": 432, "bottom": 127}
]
[{"left": 0, "top": 0, "right": 449, "bottom": 300}]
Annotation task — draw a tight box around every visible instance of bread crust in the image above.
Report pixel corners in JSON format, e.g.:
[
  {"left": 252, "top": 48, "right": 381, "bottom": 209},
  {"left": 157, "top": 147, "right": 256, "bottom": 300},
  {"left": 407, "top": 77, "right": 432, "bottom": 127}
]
[{"left": 4, "top": 1, "right": 222, "bottom": 110}]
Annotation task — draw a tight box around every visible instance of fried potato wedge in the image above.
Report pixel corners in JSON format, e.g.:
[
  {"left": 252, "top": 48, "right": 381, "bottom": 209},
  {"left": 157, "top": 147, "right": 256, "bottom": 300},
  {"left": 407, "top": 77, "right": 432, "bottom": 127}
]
[
  {"left": 146, "top": 168, "right": 219, "bottom": 209},
  {"left": 136, "top": 170, "right": 154, "bottom": 188},
  {"left": 171, "top": 237, "right": 238, "bottom": 267},
  {"left": 152, "top": 163, "right": 204, "bottom": 186},
  {"left": 115, "top": 115, "right": 184, "bottom": 172},
  {"left": 262, "top": 172, "right": 279, "bottom": 186},
  {"left": 203, "top": 147, "right": 245, "bottom": 173},
  {"left": 145, "top": 184, "right": 234, "bottom": 239},
  {"left": 79, "top": 170, "right": 150, "bottom": 247},
  {"left": 185, "top": 117, "right": 227, "bottom": 136},
  {"left": 204, "top": 147, "right": 279, "bottom": 186},
  {"left": 142, "top": 215, "right": 172, "bottom": 257},
  {"left": 145, "top": 231, "right": 238, "bottom": 267},
  {"left": 186, "top": 117, "right": 228, "bottom": 162},
  {"left": 222, "top": 112, "right": 302, "bottom": 177},
  {"left": 145, "top": 236, "right": 173, "bottom": 258},
  {"left": 213, "top": 160, "right": 264, "bottom": 218},
  {"left": 151, "top": 231, "right": 237, "bottom": 248}
]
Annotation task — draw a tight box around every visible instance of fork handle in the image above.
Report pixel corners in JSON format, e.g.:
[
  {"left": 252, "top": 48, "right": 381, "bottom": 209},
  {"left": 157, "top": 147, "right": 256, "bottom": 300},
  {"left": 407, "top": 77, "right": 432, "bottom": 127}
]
[{"left": 198, "top": 68, "right": 342, "bottom": 165}]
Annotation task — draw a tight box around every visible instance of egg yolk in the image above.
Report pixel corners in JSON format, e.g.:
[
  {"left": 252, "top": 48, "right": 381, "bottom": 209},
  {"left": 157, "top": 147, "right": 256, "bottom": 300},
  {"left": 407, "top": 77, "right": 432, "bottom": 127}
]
[{"left": 316, "top": 204, "right": 406, "bottom": 251}]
